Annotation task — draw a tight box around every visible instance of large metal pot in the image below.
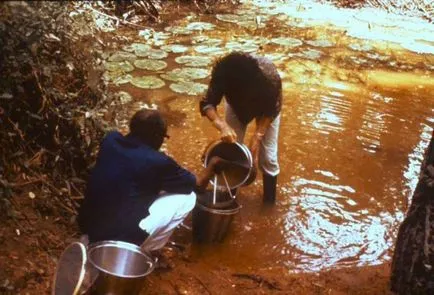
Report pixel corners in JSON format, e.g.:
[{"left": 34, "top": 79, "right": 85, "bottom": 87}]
[
  {"left": 86, "top": 241, "right": 155, "bottom": 295},
  {"left": 203, "top": 140, "right": 255, "bottom": 190},
  {"left": 52, "top": 240, "right": 155, "bottom": 295}
]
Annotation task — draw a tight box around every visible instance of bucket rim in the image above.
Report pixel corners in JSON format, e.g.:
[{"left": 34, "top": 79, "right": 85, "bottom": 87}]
[
  {"left": 196, "top": 201, "right": 241, "bottom": 214},
  {"left": 87, "top": 240, "right": 155, "bottom": 279}
]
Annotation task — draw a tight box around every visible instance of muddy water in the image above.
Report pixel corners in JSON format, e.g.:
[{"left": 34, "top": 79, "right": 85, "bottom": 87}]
[{"left": 104, "top": 1, "right": 434, "bottom": 272}]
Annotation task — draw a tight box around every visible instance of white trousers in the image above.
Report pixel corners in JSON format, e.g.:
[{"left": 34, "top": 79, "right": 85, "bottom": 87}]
[
  {"left": 225, "top": 103, "right": 281, "bottom": 176},
  {"left": 139, "top": 192, "right": 196, "bottom": 251}
]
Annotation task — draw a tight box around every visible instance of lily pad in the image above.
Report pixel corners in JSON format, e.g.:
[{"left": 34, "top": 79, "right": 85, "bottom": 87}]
[
  {"left": 306, "top": 39, "right": 334, "bottom": 48},
  {"left": 216, "top": 14, "right": 251, "bottom": 24},
  {"left": 175, "top": 55, "right": 213, "bottom": 67},
  {"left": 264, "top": 53, "right": 288, "bottom": 63},
  {"left": 104, "top": 61, "right": 134, "bottom": 72},
  {"left": 165, "top": 26, "right": 193, "bottom": 35},
  {"left": 225, "top": 41, "right": 259, "bottom": 53},
  {"left": 108, "top": 51, "right": 137, "bottom": 62},
  {"left": 123, "top": 43, "right": 151, "bottom": 53},
  {"left": 185, "top": 22, "right": 215, "bottom": 31},
  {"left": 169, "top": 81, "right": 208, "bottom": 96},
  {"left": 116, "top": 91, "right": 133, "bottom": 104},
  {"left": 103, "top": 71, "right": 132, "bottom": 85},
  {"left": 348, "top": 43, "right": 373, "bottom": 52},
  {"left": 160, "top": 44, "right": 189, "bottom": 53},
  {"left": 130, "top": 76, "right": 166, "bottom": 89},
  {"left": 270, "top": 37, "right": 303, "bottom": 48},
  {"left": 192, "top": 36, "right": 223, "bottom": 46},
  {"left": 161, "top": 67, "right": 209, "bottom": 82},
  {"left": 297, "top": 49, "right": 322, "bottom": 60},
  {"left": 134, "top": 59, "right": 168, "bottom": 71},
  {"left": 135, "top": 48, "right": 169, "bottom": 59},
  {"left": 194, "top": 45, "right": 226, "bottom": 56}
]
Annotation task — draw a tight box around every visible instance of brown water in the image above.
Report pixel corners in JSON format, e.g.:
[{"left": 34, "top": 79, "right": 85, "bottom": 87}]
[{"left": 103, "top": 1, "right": 434, "bottom": 273}]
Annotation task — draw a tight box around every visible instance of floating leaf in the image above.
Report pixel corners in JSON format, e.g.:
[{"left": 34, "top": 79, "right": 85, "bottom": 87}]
[
  {"left": 104, "top": 61, "right": 134, "bottom": 72},
  {"left": 348, "top": 43, "right": 373, "bottom": 52},
  {"left": 306, "top": 39, "right": 334, "bottom": 48},
  {"left": 191, "top": 36, "right": 222, "bottom": 46},
  {"left": 270, "top": 37, "right": 303, "bottom": 48},
  {"left": 123, "top": 43, "right": 151, "bottom": 53},
  {"left": 108, "top": 51, "right": 137, "bottom": 62},
  {"left": 116, "top": 91, "right": 133, "bottom": 104},
  {"left": 165, "top": 26, "right": 193, "bottom": 35},
  {"left": 130, "top": 76, "right": 165, "bottom": 89},
  {"left": 134, "top": 59, "right": 167, "bottom": 71},
  {"left": 161, "top": 67, "right": 209, "bottom": 82},
  {"left": 185, "top": 22, "right": 215, "bottom": 31},
  {"left": 103, "top": 71, "right": 133, "bottom": 85},
  {"left": 136, "top": 48, "right": 168, "bottom": 59},
  {"left": 225, "top": 41, "right": 258, "bottom": 53},
  {"left": 194, "top": 45, "right": 226, "bottom": 56},
  {"left": 175, "top": 55, "right": 213, "bottom": 67},
  {"left": 160, "top": 44, "right": 189, "bottom": 53},
  {"left": 170, "top": 81, "right": 208, "bottom": 95},
  {"left": 297, "top": 49, "right": 322, "bottom": 60}
]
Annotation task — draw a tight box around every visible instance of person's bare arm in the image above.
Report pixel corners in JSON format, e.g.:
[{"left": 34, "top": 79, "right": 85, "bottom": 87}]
[
  {"left": 205, "top": 107, "right": 237, "bottom": 143},
  {"left": 195, "top": 157, "right": 228, "bottom": 192}
]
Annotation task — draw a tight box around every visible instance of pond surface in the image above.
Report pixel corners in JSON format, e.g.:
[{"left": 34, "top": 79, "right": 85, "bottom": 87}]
[{"left": 101, "top": 1, "right": 434, "bottom": 272}]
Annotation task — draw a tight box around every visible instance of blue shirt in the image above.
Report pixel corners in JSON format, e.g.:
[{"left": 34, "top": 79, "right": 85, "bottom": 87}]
[{"left": 78, "top": 131, "right": 196, "bottom": 244}]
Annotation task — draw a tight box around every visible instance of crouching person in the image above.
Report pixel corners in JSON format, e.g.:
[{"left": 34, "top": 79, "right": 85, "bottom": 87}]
[{"left": 78, "top": 109, "right": 223, "bottom": 252}]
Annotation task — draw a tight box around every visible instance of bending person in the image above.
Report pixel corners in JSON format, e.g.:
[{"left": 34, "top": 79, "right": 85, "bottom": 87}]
[
  {"left": 78, "top": 109, "right": 225, "bottom": 250},
  {"left": 200, "top": 52, "right": 282, "bottom": 203}
]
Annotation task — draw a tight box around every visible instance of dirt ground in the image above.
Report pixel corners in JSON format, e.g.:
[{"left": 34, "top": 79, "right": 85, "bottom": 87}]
[{"left": 0, "top": 190, "right": 392, "bottom": 294}]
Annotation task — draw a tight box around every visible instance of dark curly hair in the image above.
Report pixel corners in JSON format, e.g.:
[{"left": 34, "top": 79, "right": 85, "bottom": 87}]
[{"left": 212, "top": 52, "right": 261, "bottom": 87}]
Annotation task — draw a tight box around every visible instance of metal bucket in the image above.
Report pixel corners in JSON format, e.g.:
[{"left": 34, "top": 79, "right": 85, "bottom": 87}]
[
  {"left": 86, "top": 241, "right": 155, "bottom": 295},
  {"left": 192, "top": 199, "right": 241, "bottom": 243},
  {"left": 203, "top": 140, "right": 255, "bottom": 190}
]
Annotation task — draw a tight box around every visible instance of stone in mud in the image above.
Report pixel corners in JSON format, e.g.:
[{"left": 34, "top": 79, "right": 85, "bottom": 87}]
[
  {"left": 160, "top": 44, "right": 189, "bottom": 53},
  {"left": 185, "top": 22, "right": 215, "bottom": 31},
  {"left": 160, "top": 67, "right": 210, "bottom": 82},
  {"left": 108, "top": 51, "right": 137, "bottom": 62},
  {"left": 130, "top": 76, "right": 165, "bottom": 89},
  {"left": 134, "top": 59, "right": 167, "bottom": 71},
  {"left": 169, "top": 81, "right": 208, "bottom": 96},
  {"left": 175, "top": 56, "right": 213, "bottom": 67},
  {"left": 225, "top": 41, "right": 258, "bottom": 53},
  {"left": 270, "top": 37, "right": 303, "bottom": 48},
  {"left": 193, "top": 45, "right": 226, "bottom": 56},
  {"left": 306, "top": 39, "right": 334, "bottom": 48},
  {"left": 104, "top": 61, "right": 134, "bottom": 72}
]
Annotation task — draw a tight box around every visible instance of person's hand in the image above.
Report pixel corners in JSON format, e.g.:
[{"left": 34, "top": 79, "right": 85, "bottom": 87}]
[
  {"left": 208, "top": 156, "right": 231, "bottom": 174},
  {"left": 220, "top": 122, "right": 237, "bottom": 143}
]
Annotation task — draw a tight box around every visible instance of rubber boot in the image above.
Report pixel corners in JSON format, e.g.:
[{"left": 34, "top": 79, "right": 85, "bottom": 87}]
[{"left": 263, "top": 174, "right": 277, "bottom": 204}]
